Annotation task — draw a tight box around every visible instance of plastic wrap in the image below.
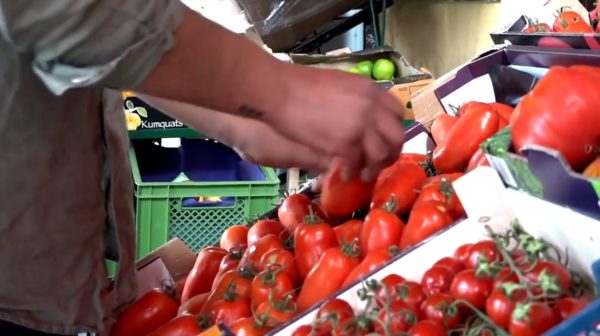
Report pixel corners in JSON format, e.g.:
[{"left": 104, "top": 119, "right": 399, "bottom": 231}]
[{"left": 236, "top": 0, "right": 357, "bottom": 35}]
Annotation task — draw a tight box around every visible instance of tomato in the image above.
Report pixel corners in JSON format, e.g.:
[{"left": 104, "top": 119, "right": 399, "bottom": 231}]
[
  {"left": 382, "top": 280, "right": 426, "bottom": 312},
  {"left": 431, "top": 113, "right": 458, "bottom": 145},
  {"left": 240, "top": 234, "right": 285, "bottom": 272},
  {"left": 360, "top": 205, "right": 404, "bottom": 256},
  {"left": 220, "top": 225, "right": 249, "bottom": 251},
  {"left": 583, "top": 156, "right": 600, "bottom": 178},
  {"left": 553, "top": 9, "right": 593, "bottom": 33},
  {"left": 408, "top": 320, "right": 447, "bottom": 336},
  {"left": 255, "top": 294, "right": 297, "bottom": 327},
  {"left": 420, "top": 293, "right": 463, "bottom": 328},
  {"left": 421, "top": 265, "right": 455, "bottom": 296},
  {"left": 490, "top": 102, "right": 514, "bottom": 124},
  {"left": 174, "top": 276, "right": 187, "bottom": 304},
  {"left": 374, "top": 300, "right": 419, "bottom": 334},
  {"left": 523, "top": 22, "right": 552, "bottom": 33},
  {"left": 511, "top": 66, "right": 600, "bottom": 171},
  {"left": 320, "top": 164, "right": 375, "bottom": 218},
  {"left": 342, "top": 248, "right": 395, "bottom": 287},
  {"left": 147, "top": 315, "right": 204, "bottom": 336},
  {"left": 553, "top": 297, "right": 590, "bottom": 320},
  {"left": 110, "top": 289, "right": 178, "bottom": 336},
  {"left": 399, "top": 153, "right": 430, "bottom": 165},
  {"left": 229, "top": 317, "right": 272, "bottom": 336},
  {"left": 433, "top": 257, "right": 465, "bottom": 275},
  {"left": 201, "top": 269, "right": 253, "bottom": 314},
  {"left": 467, "top": 148, "right": 490, "bottom": 172},
  {"left": 493, "top": 267, "right": 519, "bottom": 289},
  {"left": 375, "top": 154, "right": 430, "bottom": 195},
  {"left": 453, "top": 243, "right": 472, "bottom": 264},
  {"left": 524, "top": 260, "right": 572, "bottom": 296},
  {"left": 465, "top": 240, "right": 501, "bottom": 269},
  {"left": 333, "top": 219, "right": 363, "bottom": 245},
  {"left": 375, "top": 274, "right": 406, "bottom": 306},
  {"left": 450, "top": 269, "right": 493, "bottom": 309},
  {"left": 413, "top": 176, "right": 464, "bottom": 219},
  {"left": 250, "top": 265, "right": 295, "bottom": 309},
  {"left": 485, "top": 289, "right": 527, "bottom": 330},
  {"left": 509, "top": 302, "right": 559, "bottom": 336},
  {"left": 178, "top": 292, "right": 209, "bottom": 316},
  {"left": 278, "top": 193, "right": 327, "bottom": 232},
  {"left": 294, "top": 215, "right": 338, "bottom": 280},
  {"left": 399, "top": 202, "right": 454, "bottom": 250},
  {"left": 296, "top": 246, "right": 360, "bottom": 312},
  {"left": 212, "top": 248, "right": 244, "bottom": 290},
  {"left": 433, "top": 103, "right": 500, "bottom": 173},
  {"left": 211, "top": 294, "right": 252, "bottom": 327},
  {"left": 456, "top": 101, "right": 493, "bottom": 118},
  {"left": 291, "top": 325, "right": 314, "bottom": 336},
  {"left": 181, "top": 246, "right": 227, "bottom": 303},
  {"left": 258, "top": 248, "right": 300, "bottom": 287},
  {"left": 315, "top": 298, "right": 355, "bottom": 334},
  {"left": 371, "top": 162, "right": 428, "bottom": 216},
  {"left": 247, "top": 219, "right": 288, "bottom": 246}
]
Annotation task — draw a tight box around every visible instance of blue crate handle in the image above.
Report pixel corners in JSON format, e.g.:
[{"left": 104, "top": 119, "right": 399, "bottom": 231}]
[{"left": 180, "top": 196, "right": 238, "bottom": 209}]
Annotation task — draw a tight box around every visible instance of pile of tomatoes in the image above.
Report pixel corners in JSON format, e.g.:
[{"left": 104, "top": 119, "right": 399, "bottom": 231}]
[
  {"left": 291, "top": 224, "right": 594, "bottom": 336},
  {"left": 521, "top": 8, "right": 594, "bottom": 33}
]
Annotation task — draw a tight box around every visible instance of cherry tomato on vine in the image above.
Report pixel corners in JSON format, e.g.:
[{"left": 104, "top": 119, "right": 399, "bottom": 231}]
[
  {"left": 375, "top": 274, "right": 406, "bottom": 305},
  {"left": 453, "top": 243, "right": 472, "bottom": 264},
  {"left": 420, "top": 293, "right": 463, "bottom": 328},
  {"left": 524, "top": 260, "right": 571, "bottom": 296},
  {"left": 380, "top": 280, "right": 426, "bottom": 312},
  {"left": 509, "top": 302, "right": 559, "bottom": 336},
  {"left": 421, "top": 265, "right": 455, "bottom": 296},
  {"left": 485, "top": 289, "right": 527, "bottom": 330},
  {"left": 315, "top": 298, "right": 355, "bottom": 334},
  {"left": 553, "top": 297, "right": 590, "bottom": 321},
  {"left": 407, "top": 320, "right": 447, "bottom": 336},
  {"left": 465, "top": 240, "right": 502, "bottom": 269},
  {"left": 433, "top": 257, "right": 465, "bottom": 274},
  {"left": 374, "top": 300, "right": 419, "bottom": 334},
  {"left": 450, "top": 269, "right": 493, "bottom": 309}
]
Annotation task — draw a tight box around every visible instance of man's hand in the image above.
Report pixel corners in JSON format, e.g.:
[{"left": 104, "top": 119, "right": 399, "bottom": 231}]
[{"left": 266, "top": 64, "right": 406, "bottom": 180}]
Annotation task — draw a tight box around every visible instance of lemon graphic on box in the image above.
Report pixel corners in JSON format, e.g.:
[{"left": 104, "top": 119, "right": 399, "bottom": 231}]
[{"left": 123, "top": 99, "right": 148, "bottom": 131}]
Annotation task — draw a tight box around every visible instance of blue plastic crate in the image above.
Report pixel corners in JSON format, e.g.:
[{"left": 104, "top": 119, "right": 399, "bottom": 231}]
[{"left": 546, "top": 259, "right": 600, "bottom": 336}]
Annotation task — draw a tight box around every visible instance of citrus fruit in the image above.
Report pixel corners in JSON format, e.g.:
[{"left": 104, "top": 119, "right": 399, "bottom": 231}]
[
  {"left": 372, "top": 59, "right": 396, "bottom": 80},
  {"left": 356, "top": 60, "right": 374, "bottom": 77}
]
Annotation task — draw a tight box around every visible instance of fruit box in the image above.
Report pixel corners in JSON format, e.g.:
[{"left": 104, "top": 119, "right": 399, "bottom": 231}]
[
  {"left": 289, "top": 46, "right": 434, "bottom": 120},
  {"left": 431, "top": 44, "right": 600, "bottom": 221},
  {"left": 266, "top": 167, "right": 600, "bottom": 335}
]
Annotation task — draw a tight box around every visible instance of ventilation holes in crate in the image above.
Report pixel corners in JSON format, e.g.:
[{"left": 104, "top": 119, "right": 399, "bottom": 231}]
[{"left": 168, "top": 199, "right": 247, "bottom": 251}]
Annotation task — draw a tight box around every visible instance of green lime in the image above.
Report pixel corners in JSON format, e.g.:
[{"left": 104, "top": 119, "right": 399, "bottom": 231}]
[
  {"left": 372, "top": 59, "right": 396, "bottom": 80},
  {"left": 348, "top": 67, "right": 366, "bottom": 76},
  {"left": 356, "top": 60, "right": 374, "bottom": 77}
]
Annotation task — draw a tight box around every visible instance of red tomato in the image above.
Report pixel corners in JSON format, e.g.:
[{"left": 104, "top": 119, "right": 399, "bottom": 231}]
[
  {"left": 413, "top": 177, "right": 464, "bottom": 219},
  {"left": 212, "top": 248, "right": 244, "bottom": 290},
  {"left": 433, "top": 257, "right": 465, "bottom": 275},
  {"left": 450, "top": 269, "right": 493, "bottom": 309},
  {"left": 467, "top": 148, "right": 490, "bottom": 172},
  {"left": 408, "top": 320, "right": 447, "bottom": 336},
  {"left": 457, "top": 101, "right": 493, "bottom": 118},
  {"left": 296, "top": 246, "right": 360, "bottom": 312},
  {"left": 178, "top": 292, "right": 209, "bottom": 316},
  {"left": 291, "top": 325, "right": 314, "bottom": 336},
  {"left": 181, "top": 246, "right": 227, "bottom": 303},
  {"left": 201, "top": 269, "right": 253, "bottom": 314},
  {"left": 294, "top": 216, "right": 338, "bottom": 280},
  {"left": 240, "top": 234, "right": 285, "bottom": 272},
  {"left": 229, "top": 317, "right": 272, "bottom": 336},
  {"left": 257, "top": 248, "right": 300, "bottom": 287},
  {"left": 524, "top": 260, "right": 571, "bottom": 296},
  {"left": 420, "top": 293, "right": 463, "bottom": 328},
  {"left": 382, "top": 281, "right": 426, "bottom": 312},
  {"left": 315, "top": 298, "right": 355, "bottom": 334},
  {"left": 509, "top": 302, "right": 559, "bottom": 336},
  {"left": 174, "top": 276, "right": 187, "bottom": 304},
  {"left": 493, "top": 267, "right": 519, "bottom": 289},
  {"left": 247, "top": 219, "right": 288, "bottom": 246},
  {"left": 320, "top": 164, "right": 375, "bottom": 218},
  {"left": 399, "top": 202, "right": 454, "bottom": 250},
  {"left": 342, "top": 248, "right": 395, "bottom": 287},
  {"left": 110, "top": 289, "right": 178, "bottom": 336},
  {"left": 431, "top": 113, "right": 458, "bottom": 145},
  {"left": 490, "top": 102, "right": 514, "bottom": 124},
  {"left": 553, "top": 297, "right": 590, "bottom": 320},
  {"left": 250, "top": 265, "right": 295, "bottom": 309},
  {"left": 511, "top": 66, "right": 600, "bottom": 171},
  {"left": 374, "top": 300, "right": 419, "bottom": 333},
  {"left": 421, "top": 265, "right": 455, "bottom": 296},
  {"left": 211, "top": 294, "right": 252, "bottom": 327},
  {"left": 375, "top": 274, "right": 406, "bottom": 306},
  {"left": 553, "top": 9, "right": 593, "bottom": 33},
  {"left": 371, "top": 162, "right": 428, "bottom": 216},
  {"left": 433, "top": 103, "right": 500, "bottom": 173},
  {"left": 255, "top": 295, "right": 297, "bottom": 327},
  {"left": 220, "top": 225, "right": 249, "bottom": 251},
  {"left": 485, "top": 289, "right": 527, "bottom": 330},
  {"left": 278, "top": 193, "right": 327, "bottom": 232},
  {"left": 360, "top": 206, "right": 404, "bottom": 256},
  {"left": 333, "top": 219, "right": 363, "bottom": 245},
  {"left": 465, "top": 240, "right": 501, "bottom": 269},
  {"left": 453, "top": 243, "right": 472, "bottom": 264},
  {"left": 523, "top": 22, "right": 552, "bottom": 33},
  {"left": 147, "top": 315, "right": 204, "bottom": 336}
]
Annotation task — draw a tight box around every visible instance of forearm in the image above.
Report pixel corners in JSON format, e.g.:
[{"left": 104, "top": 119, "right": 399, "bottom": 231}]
[{"left": 135, "top": 7, "right": 288, "bottom": 122}]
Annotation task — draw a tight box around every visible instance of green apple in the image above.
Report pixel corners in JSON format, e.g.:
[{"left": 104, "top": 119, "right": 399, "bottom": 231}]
[
  {"left": 372, "top": 59, "right": 396, "bottom": 80},
  {"left": 356, "top": 60, "right": 374, "bottom": 77}
]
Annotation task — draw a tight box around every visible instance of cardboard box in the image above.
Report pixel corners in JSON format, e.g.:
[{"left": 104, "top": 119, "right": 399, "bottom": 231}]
[
  {"left": 268, "top": 167, "right": 600, "bottom": 335},
  {"left": 431, "top": 45, "right": 600, "bottom": 220}
]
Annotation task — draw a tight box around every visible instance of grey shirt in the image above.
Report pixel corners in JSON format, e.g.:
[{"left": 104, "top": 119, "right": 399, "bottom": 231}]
[{"left": 0, "top": 1, "right": 184, "bottom": 334}]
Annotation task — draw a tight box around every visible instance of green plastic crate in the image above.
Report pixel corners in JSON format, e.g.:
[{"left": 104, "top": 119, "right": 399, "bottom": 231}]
[{"left": 129, "top": 140, "right": 280, "bottom": 258}]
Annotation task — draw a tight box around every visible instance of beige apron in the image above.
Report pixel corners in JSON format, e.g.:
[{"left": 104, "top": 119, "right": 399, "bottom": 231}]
[{"left": 0, "top": 1, "right": 184, "bottom": 334}]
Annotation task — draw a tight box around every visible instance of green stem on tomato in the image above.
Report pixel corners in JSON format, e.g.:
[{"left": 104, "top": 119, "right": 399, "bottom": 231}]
[{"left": 450, "top": 299, "right": 510, "bottom": 336}]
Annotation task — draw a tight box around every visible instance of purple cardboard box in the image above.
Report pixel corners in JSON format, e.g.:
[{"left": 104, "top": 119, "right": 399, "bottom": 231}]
[{"left": 434, "top": 45, "right": 600, "bottom": 221}]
